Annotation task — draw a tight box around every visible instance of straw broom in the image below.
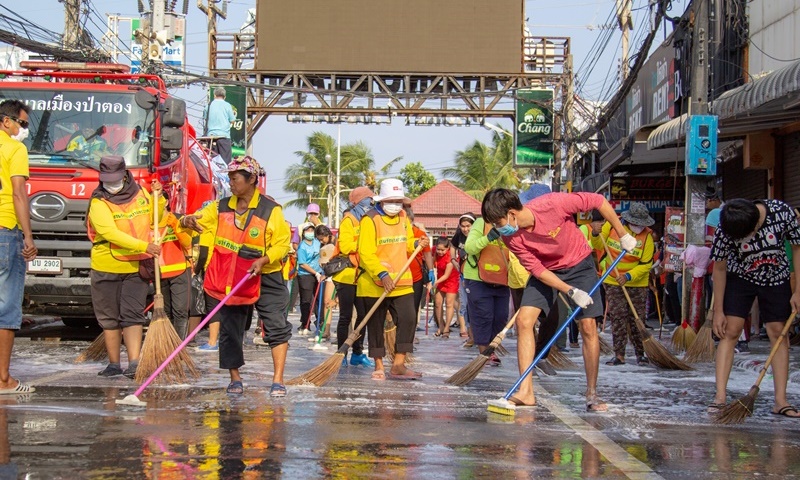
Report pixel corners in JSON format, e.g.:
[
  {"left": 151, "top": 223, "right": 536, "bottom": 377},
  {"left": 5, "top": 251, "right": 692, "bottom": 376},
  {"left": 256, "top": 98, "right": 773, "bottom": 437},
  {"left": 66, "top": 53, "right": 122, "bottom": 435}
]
[
  {"left": 287, "top": 245, "right": 423, "bottom": 386},
  {"left": 135, "top": 184, "right": 199, "bottom": 384},
  {"left": 683, "top": 294, "right": 716, "bottom": 363},
  {"left": 715, "top": 311, "right": 797, "bottom": 424},
  {"left": 601, "top": 237, "right": 692, "bottom": 371},
  {"left": 547, "top": 348, "right": 578, "bottom": 370},
  {"left": 445, "top": 310, "right": 520, "bottom": 386}
]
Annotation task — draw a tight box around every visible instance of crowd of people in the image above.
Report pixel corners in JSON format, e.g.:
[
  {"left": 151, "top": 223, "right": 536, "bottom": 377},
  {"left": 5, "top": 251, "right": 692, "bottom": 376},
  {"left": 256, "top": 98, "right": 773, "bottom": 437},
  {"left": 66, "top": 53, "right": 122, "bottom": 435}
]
[{"left": 0, "top": 99, "right": 797, "bottom": 416}]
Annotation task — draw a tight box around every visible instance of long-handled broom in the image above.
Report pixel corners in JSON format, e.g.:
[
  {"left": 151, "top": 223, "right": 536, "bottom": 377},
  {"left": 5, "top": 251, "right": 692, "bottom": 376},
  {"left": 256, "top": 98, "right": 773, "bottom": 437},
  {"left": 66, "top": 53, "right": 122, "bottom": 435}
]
[
  {"left": 487, "top": 253, "right": 626, "bottom": 416},
  {"left": 134, "top": 186, "right": 199, "bottom": 384},
  {"left": 286, "top": 245, "right": 423, "bottom": 387},
  {"left": 309, "top": 282, "right": 336, "bottom": 350},
  {"left": 117, "top": 273, "right": 256, "bottom": 407},
  {"left": 599, "top": 238, "right": 693, "bottom": 371},
  {"left": 683, "top": 293, "right": 716, "bottom": 363},
  {"left": 446, "top": 309, "right": 521, "bottom": 386},
  {"left": 75, "top": 302, "right": 154, "bottom": 363},
  {"left": 715, "top": 311, "right": 797, "bottom": 424}
]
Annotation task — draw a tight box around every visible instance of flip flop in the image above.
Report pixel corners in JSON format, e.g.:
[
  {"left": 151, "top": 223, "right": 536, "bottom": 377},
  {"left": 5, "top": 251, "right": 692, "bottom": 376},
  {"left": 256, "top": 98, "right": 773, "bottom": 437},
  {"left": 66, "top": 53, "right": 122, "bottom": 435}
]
[
  {"left": 269, "top": 383, "right": 287, "bottom": 398},
  {"left": 508, "top": 395, "right": 536, "bottom": 408},
  {"left": 771, "top": 405, "right": 800, "bottom": 418},
  {"left": 371, "top": 371, "right": 386, "bottom": 381},
  {"left": 388, "top": 370, "right": 423, "bottom": 380},
  {"left": 0, "top": 381, "right": 35, "bottom": 395},
  {"left": 707, "top": 403, "right": 726, "bottom": 414}
]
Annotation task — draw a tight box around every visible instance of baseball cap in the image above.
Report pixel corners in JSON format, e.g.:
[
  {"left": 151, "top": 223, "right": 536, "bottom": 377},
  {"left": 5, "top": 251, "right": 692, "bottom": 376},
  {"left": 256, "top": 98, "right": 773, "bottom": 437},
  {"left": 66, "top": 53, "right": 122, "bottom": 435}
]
[{"left": 306, "top": 203, "right": 321, "bottom": 214}]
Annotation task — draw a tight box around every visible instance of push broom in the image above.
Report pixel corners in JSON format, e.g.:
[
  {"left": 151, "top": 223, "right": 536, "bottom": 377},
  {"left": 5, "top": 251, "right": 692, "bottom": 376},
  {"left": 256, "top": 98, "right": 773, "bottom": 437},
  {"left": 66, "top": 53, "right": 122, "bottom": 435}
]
[
  {"left": 446, "top": 309, "right": 520, "bottom": 386},
  {"left": 487, "top": 253, "right": 625, "bottom": 416},
  {"left": 715, "top": 311, "right": 797, "bottom": 424},
  {"left": 600, "top": 237, "right": 693, "bottom": 371},
  {"left": 117, "top": 272, "right": 256, "bottom": 407},
  {"left": 134, "top": 186, "right": 198, "bottom": 384},
  {"left": 286, "top": 245, "right": 423, "bottom": 387}
]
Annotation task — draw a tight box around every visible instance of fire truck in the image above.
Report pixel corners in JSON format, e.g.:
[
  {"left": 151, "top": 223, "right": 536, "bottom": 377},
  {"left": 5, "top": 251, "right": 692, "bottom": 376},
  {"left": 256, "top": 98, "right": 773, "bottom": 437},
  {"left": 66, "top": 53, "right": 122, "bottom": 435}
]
[{"left": 0, "top": 62, "right": 218, "bottom": 328}]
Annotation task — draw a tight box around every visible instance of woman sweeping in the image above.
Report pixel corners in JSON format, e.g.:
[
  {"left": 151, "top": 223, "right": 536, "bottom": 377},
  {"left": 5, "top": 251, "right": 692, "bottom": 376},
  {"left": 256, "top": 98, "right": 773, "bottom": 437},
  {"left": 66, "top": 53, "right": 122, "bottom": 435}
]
[{"left": 181, "top": 156, "right": 292, "bottom": 396}]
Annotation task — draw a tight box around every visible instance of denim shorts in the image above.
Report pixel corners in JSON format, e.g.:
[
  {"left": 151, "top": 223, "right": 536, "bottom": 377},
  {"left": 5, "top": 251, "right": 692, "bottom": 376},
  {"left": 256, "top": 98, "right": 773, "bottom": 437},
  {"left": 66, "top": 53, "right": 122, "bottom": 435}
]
[{"left": 0, "top": 228, "right": 25, "bottom": 330}]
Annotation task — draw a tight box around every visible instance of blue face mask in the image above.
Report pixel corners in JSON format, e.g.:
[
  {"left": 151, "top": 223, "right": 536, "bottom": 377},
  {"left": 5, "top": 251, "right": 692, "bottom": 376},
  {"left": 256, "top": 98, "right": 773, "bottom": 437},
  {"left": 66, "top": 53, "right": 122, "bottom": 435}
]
[{"left": 496, "top": 215, "right": 518, "bottom": 236}]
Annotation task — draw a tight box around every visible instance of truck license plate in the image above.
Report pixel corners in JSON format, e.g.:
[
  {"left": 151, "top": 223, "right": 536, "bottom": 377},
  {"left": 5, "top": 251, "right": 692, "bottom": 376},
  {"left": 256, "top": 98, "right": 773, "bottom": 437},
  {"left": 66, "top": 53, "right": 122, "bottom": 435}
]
[{"left": 27, "top": 257, "right": 62, "bottom": 274}]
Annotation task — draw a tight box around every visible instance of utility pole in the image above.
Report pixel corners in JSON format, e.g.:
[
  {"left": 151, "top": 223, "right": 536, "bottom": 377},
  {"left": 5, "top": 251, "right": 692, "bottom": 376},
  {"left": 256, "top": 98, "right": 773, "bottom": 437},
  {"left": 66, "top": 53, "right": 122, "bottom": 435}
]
[
  {"left": 684, "top": 0, "right": 710, "bottom": 323},
  {"left": 326, "top": 154, "right": 334, "bottom": 225},
  {"left": 564, "top": 53, "right": 575, "bottom": 192},
  {"left": 198, "top": 0, "right": 227, "bottom": 73},
  {"left": 335, "top": 125, "right": 342, "bottom": 228},
  {"left": 62, "top": 0, "right": 82, "bottom": 49},
  {"left": 616, "top": 0, "right": 634, "bottom": 82}
]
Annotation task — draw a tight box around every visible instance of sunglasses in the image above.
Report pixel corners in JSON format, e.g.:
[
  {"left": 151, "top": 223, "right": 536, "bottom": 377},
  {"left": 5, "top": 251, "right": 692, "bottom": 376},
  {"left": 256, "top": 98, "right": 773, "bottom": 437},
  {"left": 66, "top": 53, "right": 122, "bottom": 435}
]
[{"left": 5, "top": 116, "right": 29, "bottom": 129}]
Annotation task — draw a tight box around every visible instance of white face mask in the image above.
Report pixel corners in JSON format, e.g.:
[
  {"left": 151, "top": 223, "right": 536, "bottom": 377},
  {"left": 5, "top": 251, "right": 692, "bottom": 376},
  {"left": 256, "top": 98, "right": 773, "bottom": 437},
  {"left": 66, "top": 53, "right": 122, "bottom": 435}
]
[
  {"left": 382, "top": 203, "right": 403, "bottom": 216},
  {"left": 629, "top": 224, "right": 645, "bottom": 234},
  {"left": 103, "top": 180, "right": 124, "bottom": 194},
  {"left": 12, "top": 127, "right": 29, "bottom": 142}
]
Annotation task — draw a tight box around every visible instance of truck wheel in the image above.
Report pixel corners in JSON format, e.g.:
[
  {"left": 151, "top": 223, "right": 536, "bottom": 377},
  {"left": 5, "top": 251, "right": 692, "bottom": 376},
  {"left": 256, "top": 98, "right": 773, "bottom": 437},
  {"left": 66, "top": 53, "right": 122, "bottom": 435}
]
[{"left": 60, "top": 317, "right": 98, "bottom": 329}]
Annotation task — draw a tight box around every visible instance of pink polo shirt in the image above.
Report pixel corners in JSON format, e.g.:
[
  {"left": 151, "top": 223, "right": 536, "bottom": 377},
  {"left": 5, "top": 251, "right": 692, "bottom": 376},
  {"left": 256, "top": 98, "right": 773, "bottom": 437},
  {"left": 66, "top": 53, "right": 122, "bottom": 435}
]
[{"left": 503, "top": 192, "right": 605, "bottom": 278}]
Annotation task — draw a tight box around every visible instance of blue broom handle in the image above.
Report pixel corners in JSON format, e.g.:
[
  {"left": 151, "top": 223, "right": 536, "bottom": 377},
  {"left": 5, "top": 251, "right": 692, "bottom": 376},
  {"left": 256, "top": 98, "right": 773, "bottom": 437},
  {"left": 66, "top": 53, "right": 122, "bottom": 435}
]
[{"left": 503, "top": 252, "right": 627, "bottom": 401}]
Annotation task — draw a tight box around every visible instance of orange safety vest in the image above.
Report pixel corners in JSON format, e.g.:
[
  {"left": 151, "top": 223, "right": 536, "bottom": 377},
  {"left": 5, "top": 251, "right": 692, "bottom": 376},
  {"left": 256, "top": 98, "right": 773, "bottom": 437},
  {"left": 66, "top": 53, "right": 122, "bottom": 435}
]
[
  {"left": 87, "top": 188, "right": 151, "bottom": 262},
  {"left": 157, "top": 223, "right": 189, "bottom": 279},
  {"left": 604, "top": 227, "right": 653, "bottom": 275},
  {"left": 203, "top": 195, "right": 276, "bottom": 305},
  {"left": 366, "top": 209, "right": 413, "bottom": 288}
]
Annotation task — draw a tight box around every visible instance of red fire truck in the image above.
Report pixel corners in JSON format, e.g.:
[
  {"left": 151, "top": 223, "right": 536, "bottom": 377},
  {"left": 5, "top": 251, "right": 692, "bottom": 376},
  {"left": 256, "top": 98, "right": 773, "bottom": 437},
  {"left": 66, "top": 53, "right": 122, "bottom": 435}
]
[{"left": 0, "top": 61, "right": 218, "bottom": 327}]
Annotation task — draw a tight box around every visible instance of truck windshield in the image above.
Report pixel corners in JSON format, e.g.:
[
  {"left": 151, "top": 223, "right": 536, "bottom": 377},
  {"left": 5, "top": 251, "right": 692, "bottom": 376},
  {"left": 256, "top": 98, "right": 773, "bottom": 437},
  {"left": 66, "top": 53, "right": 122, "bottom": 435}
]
[{"left": 0, "top": 88, "right": 155, "bottom": 169}]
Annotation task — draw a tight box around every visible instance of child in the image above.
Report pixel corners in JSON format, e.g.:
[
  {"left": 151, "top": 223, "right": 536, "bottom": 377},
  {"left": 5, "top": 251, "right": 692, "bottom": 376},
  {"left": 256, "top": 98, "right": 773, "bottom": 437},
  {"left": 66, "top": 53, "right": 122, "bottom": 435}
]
[{"left": 433, "top": 237, "right": 460, "bottom": 338}]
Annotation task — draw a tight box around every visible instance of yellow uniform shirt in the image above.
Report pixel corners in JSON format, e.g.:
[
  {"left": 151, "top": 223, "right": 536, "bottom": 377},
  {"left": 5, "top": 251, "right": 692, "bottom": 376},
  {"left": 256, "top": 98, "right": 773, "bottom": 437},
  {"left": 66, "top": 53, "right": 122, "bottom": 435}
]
[
  {"left": 331, "top": 214, "right": 359, "bottom": 285},
  {"left": 0, "top": 130, "right": 29, "bottom": 229},
  {"left": 356, "top": 211, "right": 416, "bottom": 298},
  {"left": 88, "top": 188, "right": 155, "bottom": 274}
]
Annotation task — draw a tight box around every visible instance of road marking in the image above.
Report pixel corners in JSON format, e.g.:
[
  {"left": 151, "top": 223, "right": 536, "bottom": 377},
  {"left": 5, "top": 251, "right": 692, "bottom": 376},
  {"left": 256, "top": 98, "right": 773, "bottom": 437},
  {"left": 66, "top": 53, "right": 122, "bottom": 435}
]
[{"left": 538, "top": 385, "right": 665, "bottom": 480}]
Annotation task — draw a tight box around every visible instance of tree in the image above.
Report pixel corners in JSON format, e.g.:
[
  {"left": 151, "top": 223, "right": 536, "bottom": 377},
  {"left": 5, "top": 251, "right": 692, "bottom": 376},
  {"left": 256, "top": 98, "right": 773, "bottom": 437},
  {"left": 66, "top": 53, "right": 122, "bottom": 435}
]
[
  {"left": 398, "top": 161, "right": 436, "bottom": 198},
  {"left": 442, "top": 130, "right": 527, "bottom": 200}
]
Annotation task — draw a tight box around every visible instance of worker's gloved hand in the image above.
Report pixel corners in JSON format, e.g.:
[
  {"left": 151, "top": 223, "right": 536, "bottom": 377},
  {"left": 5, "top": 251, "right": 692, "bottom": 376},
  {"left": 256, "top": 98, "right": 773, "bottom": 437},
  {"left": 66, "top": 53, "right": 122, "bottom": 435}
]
[
  {"left": 486, "top": 228, "right": 501, "bottom": 242},
  {"left": 620, "top": 233, "right": 637, "bottom": 252},
  {"left": 568, "top": 288, "right": 594, "bottom": 309},
  {"left": 428, "top": 270, "right": 436, "bottom": 285}
]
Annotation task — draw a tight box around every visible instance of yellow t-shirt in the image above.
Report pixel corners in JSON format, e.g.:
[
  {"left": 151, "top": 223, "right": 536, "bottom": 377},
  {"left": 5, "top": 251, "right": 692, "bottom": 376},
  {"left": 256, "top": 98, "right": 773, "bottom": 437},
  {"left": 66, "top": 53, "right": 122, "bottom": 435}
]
[
  {"left": 88, "top": 188, "right": 154, "bottom": 274},
  {"left": 0, "top": 130, "right": 30, "bottom": 229}
]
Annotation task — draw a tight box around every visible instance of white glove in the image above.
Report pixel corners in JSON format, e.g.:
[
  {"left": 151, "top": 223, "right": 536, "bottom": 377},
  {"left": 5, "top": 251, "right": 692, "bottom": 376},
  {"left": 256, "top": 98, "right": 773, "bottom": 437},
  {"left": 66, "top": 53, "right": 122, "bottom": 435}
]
[
  {"left": 620, "top": 233, "right": 637, "bottom": 252},
  {"left": 314, "top": 272, "right": 322, "bottom": 282},
  {"left": 568, "top": 288, "right": 594, "bottom": 309}
]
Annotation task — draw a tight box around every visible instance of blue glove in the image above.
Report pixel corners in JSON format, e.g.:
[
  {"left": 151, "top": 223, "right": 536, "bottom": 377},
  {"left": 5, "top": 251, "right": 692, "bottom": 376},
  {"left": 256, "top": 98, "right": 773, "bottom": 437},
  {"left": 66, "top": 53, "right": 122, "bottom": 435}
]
[
  {"left": 486, "top": 227, "right": 500, "bottom": 242},
  {"left": 427, "top": 270, "right": 435, "bottom": 284}
]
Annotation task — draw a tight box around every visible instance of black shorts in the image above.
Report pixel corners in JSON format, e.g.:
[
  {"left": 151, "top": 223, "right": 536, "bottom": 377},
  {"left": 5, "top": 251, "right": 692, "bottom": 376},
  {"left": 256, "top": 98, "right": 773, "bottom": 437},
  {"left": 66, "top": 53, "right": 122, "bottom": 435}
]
[
  {"left": 722, "top": 274, "right": 792, "bottom": 323},
  {"left": 520, "top": 254, "right": 604, "bottom": 319}
]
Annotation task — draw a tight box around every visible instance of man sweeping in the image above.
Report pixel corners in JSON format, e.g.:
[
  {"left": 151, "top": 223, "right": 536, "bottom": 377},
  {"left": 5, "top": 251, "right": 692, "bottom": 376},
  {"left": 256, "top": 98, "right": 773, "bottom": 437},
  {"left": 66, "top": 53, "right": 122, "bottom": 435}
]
[{"left": 481, "top": 188, "right": 634, "bottom": 411}]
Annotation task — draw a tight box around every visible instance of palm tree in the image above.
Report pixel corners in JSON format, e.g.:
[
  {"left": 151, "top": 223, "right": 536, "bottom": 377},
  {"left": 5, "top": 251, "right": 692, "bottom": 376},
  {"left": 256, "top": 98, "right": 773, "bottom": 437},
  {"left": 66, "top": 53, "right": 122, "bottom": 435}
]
[{"left": 443, "top": 130, "right": 525, "bottom": 200}]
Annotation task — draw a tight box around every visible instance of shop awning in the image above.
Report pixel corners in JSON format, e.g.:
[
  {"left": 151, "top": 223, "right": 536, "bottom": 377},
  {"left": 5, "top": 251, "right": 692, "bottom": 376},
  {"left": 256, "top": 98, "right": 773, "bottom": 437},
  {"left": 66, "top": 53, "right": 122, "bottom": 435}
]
[{"left": 646, "top": 114, "right": 688, "bottom": 150}]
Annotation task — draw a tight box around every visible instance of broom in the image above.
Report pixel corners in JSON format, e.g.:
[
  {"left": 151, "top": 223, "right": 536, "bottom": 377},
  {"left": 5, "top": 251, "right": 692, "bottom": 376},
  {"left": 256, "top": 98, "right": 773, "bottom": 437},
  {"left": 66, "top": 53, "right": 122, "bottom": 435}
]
[
  {"left": 286, "top": 245, "right": 424, "bottom": 386},
  {"left": 670, "top": 276, "right": 699, "bottom": 352},
  {"left": 75, "top": 301, "right": 155, "bottom": 363},
  {"left": 384, "top": 311, "right": 396, "bottom": 359},
  {"left": 310, "top": 282, "right": 337, "bottom": 350},
  {"left": 547, "top": 348, "right": 578, "bottom": 370},
  {"left": 134, "top": 185, "right": 199, "bottom": 384},
  {"left": 600, "top": 237, "right": 693, "bottom": 371},
  {"left": 715, "top": 311, "right": 797, "bottom": 424},
  {"left": 556, "top": 292, "right": 612, "bottom": 356},
  {"left": 445, "top": 309, "right": 520, "bottom": 386},
  {"left": 487, "top": 253, "right": 626, "bottom": 416},
  {"left": 683, "top": 293, "right": 716, "bottom": 363}
]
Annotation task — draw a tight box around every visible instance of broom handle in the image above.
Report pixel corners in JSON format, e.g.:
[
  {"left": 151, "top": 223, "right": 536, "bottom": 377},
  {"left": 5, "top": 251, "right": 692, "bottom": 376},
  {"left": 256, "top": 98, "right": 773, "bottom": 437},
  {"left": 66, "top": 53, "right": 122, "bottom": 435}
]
[
  {"left": 600, "top": 236, "right": 645, "bottom": 329},
  {"left": 131, "top": 272, "right": 256, "bottom": 397},
  {"left": 350, "top": 245, "right": 424, "bottom": 339},
  {"left": 315, "top": 282, "right": 337, "bottom": 344},
  {"left": 752, "top": 310, "right": 797, "bottom": 388},
  {"left": 503, "top": 253, "right": 626, "bottom": 400},
  {"left": 152, "top": 182, "right": 162, "bottom": 296}
]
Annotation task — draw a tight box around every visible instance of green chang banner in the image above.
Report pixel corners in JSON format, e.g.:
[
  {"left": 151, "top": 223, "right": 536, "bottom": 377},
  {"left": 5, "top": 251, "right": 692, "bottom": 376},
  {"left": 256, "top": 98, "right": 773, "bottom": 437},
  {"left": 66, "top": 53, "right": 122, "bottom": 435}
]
[
  {"left": 209, "top": 85, "right": 247, "bottom": 157},
  {"left": 515, "top": 89, "right": 554, "bottom": 166}
]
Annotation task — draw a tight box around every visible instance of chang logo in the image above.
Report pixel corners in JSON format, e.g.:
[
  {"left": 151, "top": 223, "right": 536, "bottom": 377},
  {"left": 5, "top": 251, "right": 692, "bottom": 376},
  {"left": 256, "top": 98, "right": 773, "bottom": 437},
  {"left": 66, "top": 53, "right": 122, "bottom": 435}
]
[
  {"left": 249, "top": 227, "right": 259, "bottom": 238},
  {"left": 518, "top": 107, "right": 552, "bottom": 135}
]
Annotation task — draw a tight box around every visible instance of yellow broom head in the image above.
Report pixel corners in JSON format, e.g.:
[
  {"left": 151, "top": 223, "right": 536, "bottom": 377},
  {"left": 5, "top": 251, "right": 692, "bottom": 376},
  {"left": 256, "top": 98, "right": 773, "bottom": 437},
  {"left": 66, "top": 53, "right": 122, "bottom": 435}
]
[
  {"left": 135, "top": 296, "right": 199, "bottom": 384},
  {"left": 74, "top": 332, "right": 108, "bottom": 363},
  {"left": 714, "top": 385, "right": 759, "bottom": 424},
  {"left": 683, "top": 321, "right": 716, "bottom": 364},
  {"left": 547, "top": 348, "right": 578, "bottom": 370},
  {"left": 670, "top": 322, "right": 697, "bottom": 353}
]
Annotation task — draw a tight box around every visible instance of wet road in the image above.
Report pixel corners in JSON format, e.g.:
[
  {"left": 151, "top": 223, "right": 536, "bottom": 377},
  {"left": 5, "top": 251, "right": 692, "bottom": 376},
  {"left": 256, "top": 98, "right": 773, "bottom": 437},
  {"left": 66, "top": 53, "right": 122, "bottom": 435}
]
[{"left": 3, "top": 314, "right": 800, "bottom": 479}]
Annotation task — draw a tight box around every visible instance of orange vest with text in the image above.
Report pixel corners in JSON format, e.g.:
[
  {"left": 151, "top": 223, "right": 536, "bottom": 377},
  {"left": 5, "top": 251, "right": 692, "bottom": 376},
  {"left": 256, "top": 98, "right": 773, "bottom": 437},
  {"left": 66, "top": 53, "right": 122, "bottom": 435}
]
[
  {"left": 604, "top": 228, "right": 652, "bottom": 276},
  {"left": 156, "top": 222, "right": 189, "bottom": 279},
  {"left": 86, "top": 188, "right": 151, "bottom": 262}
]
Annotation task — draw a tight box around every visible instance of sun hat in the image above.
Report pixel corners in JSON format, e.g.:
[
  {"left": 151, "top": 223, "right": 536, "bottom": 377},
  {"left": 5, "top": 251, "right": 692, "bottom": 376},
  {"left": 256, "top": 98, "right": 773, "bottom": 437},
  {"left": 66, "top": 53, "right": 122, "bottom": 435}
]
[
  {"left": 98, "top": 155, "right": 127, "bottom": 182},
  {"left": 228, "top": 155, "right": 263, "bottom": 176},
  {"left": 349, "top": 186, "right": 374, "bottom": 205},
  {"left": 373, "top": 178, "right": 409, "bottom": 202},
  {"left": 621, "top": 202, "right": 655, "bottom": 227}
]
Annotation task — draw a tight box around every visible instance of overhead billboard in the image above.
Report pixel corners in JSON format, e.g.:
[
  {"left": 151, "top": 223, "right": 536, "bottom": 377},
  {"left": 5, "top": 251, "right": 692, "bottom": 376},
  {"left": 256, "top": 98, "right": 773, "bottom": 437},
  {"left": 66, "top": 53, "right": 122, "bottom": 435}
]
[
  {"left": 255, "top": 0, "right": 523, "bottom": 74},
  {"left": 515, "top": 89, "right": 554, "bottom": 166},
  {"left": 208, "top": 85, "right": 247, "bottom": 158}
]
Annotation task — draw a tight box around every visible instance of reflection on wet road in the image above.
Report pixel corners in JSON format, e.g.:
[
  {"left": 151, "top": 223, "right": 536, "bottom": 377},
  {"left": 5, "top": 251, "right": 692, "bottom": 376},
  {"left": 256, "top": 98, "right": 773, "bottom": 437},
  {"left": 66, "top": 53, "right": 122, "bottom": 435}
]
[{"left": 2, "top": 315, "right": 800, "bottom": 478}]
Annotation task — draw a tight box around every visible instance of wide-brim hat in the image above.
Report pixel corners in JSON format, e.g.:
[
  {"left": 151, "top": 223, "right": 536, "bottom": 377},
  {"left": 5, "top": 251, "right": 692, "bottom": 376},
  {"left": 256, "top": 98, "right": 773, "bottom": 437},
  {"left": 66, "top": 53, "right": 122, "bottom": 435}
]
[
  {"left": 349, "top": 186, "right": 374, "bottom": 205},
  {"left": 98, "top": 155, "right": 127, "bottom": 182},
  {"left": 621, "top": 202, "right": 655, "bottom": 227},
  {"left": 373, "top": 178, "right": 410, "bottom": 202}
]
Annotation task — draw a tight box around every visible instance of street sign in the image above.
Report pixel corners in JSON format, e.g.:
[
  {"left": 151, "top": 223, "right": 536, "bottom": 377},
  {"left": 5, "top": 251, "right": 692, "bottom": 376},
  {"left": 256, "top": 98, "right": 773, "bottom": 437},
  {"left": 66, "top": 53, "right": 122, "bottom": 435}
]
[
  {"left": 515, "top": 89, "right": 554, "bottom": 166},
  {"left": 130, "top": 19, "right": 185, "bottom": 74}
]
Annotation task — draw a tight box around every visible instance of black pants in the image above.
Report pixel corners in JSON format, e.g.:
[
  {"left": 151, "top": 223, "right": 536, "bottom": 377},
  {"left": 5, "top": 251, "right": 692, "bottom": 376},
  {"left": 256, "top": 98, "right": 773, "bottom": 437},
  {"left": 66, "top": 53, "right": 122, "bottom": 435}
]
[
  {"left": 412, "top": 280, "right": 424, "bottom": 319},
  {"left": 208, "top": 299, "right": 249, "bottom": 370},
  {"left": 162, "top": 268, "right": 190, "bottom": 339},
  {"left": 334, "top": 282, "right": 365, "bottom": 355},
  {"left": 254, "top": 272, "right": 292, "bottom": 346},
  {"left": 298, "top": 274, "right": 319, "bottom": 329},
  {"left": 362, "top": 293, "right": 416, "bottom": 359},
  {"left": 213, "top": 137, "right": 232, "bottom": 164},
  {"left": 664, "top": 273, "right": 680, "bottom": 324}
]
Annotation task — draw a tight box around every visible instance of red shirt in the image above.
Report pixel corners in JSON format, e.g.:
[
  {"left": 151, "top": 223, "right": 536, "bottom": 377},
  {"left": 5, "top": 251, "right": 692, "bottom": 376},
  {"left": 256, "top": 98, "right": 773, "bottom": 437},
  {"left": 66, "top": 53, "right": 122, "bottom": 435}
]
[
  {"left": 503, "top": 192, "right": 605, "bottom": 278},
  {"left": 435, "top": 250, "right": 460, "bottom": 293}
]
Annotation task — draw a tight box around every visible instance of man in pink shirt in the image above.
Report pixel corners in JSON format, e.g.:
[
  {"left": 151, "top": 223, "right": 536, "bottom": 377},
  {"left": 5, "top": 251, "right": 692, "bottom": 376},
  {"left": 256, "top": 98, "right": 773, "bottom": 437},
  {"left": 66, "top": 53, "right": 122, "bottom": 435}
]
[{"left": 481, "top": 188, "right": 634, "bottom": 411}]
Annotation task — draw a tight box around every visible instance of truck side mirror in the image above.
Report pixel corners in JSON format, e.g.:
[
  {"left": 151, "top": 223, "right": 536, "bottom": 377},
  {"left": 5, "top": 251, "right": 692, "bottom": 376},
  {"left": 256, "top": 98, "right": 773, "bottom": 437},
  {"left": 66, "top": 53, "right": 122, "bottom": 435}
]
[
  {"left": 162, "top": 98, "right": 186, "bottom": 128},
  {"left": 161, "top": 127, "right": 183, "bottom": 151},
  {"left": 135, "top": 90, "right": 158, "bottom": 110}
]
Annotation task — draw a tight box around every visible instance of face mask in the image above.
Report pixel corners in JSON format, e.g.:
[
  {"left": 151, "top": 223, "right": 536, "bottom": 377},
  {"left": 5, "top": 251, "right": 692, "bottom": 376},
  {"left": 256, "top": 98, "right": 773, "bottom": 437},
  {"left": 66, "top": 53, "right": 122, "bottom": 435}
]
[
  {"left": 103, "top": 180, "right": 124, "bottom": 194},
  {"left": 382, "top": 203, "right": 403, "bottom": 216},
  {"left": 629, "top": 224, "right": 645, "bottom": 234},
  {"left": 304, "top": 232, "right": 315, "bottom": 241},
  {"left": 496, "top": 215, "right": 518, "bottom": 236},
  {"left": 12, "top": 127, "right": 29, "bottom": 142}
]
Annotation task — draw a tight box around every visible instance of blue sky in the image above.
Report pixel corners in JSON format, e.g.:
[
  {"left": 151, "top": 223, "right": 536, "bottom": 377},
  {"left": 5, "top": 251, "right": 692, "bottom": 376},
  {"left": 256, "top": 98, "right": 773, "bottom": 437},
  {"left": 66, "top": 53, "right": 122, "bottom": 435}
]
[{"left": 11, "top": 0, "right": 688, "bottom": 223}]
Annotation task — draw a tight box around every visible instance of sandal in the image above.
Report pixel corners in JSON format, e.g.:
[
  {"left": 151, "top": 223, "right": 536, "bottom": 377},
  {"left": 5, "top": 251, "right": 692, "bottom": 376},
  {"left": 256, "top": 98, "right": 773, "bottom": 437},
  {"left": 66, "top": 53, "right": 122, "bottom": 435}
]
[
  {"left": 269, "top": 383, "right": 287, "bottom": 398},
  {"left": 226, "top": 381, "right": 244, "bottom": 395},
  {"left": 443, "top": 331, "right": 450, "bottom": 339},
  {"left": 371, "top": 370, "right": 386, "bottom": 381},
  {"left": 707, "top": 403, "right": 726, "bottom": 414},
  {"left": 0, "top": 380, "right": 35, "bottom": 395},
  {"left": 433, "top": 332, "right": 442, "bottom": 338},
  {"left": 605, "top": 357, "right": 625, "bottom": 366},
  {"left": 586, "top": 395, "right": 608, "bottom": 412},
  {"left": 460, "top": 332, "right": 469, "bottom": 338},
  {"left": 771, "top": 405, "right": 800, "bottom": 418}
]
